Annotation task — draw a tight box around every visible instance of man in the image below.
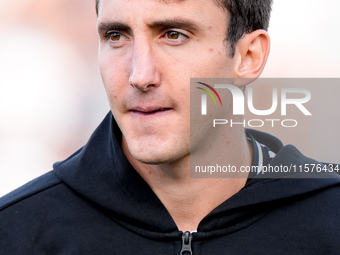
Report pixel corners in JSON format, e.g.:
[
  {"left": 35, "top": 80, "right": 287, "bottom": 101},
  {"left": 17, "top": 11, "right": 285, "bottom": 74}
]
[{"left": 1, "top": 0, "right": 339, "bottom": 254}]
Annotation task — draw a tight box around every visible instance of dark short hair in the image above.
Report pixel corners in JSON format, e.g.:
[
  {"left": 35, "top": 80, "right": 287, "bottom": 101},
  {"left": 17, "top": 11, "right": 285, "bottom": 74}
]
[{"left": 95, "top": 0, "right": 272, "bottom": 57}]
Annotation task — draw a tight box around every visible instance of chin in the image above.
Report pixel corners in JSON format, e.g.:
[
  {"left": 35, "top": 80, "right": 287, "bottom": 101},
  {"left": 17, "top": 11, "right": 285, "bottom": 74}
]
[
  {"left": 123, "top": 131, "right": 190, "bottom": 166},
  {"left": 129, "top": 141, "right": 188, "bottom": 166},
  {"left": 131, "top": 150, "right": 177, "bottom": 165}
]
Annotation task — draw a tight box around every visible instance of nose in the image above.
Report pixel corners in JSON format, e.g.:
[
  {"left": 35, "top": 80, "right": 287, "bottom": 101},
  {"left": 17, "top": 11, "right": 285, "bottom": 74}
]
[{"left": 129, "top": 40, "right": 161, "bottom": 92}]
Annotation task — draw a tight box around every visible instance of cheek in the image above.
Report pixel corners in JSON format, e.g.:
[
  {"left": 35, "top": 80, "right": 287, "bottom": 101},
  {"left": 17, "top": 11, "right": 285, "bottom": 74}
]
[
  {"left": 99, "top": 52, "right": 129, "bottom": 94},
  {"left": 98, "top": 61, "right": 129, "bottom": 117},
  {"left": 99, "top": 58, "right": 118, "bottom": 85}
]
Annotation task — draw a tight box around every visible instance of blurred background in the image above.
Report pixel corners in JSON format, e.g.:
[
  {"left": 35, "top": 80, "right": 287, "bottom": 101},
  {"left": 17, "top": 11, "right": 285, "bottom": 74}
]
[{"left": 0, "top": 0, "right": 339, "bottom": 196}]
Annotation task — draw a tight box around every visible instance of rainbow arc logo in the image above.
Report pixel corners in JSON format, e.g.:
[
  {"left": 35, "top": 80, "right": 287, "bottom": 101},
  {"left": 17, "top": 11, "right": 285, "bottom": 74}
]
[
  {"left": 196, "top": 82, "right": 223, "bottom": 106},
  {"left": 196, "top": 82, "right": 222, "bottom": 115}
]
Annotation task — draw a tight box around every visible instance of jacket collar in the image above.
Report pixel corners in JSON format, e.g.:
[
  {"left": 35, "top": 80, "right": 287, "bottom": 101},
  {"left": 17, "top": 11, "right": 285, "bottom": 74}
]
[{"left": 53, "top": 112, "right": 340, "bottom": 239}]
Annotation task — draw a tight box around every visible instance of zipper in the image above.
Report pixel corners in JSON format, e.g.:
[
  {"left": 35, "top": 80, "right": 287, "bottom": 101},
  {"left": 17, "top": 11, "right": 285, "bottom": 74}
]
[{"left": 180, "top": 231, "right": 193, "bottom": 255}]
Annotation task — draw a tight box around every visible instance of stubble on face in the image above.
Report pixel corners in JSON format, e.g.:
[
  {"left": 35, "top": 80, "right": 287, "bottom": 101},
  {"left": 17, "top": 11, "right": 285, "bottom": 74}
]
[{"left": 97, "top": 0, "right": 234, "bottom": 166}]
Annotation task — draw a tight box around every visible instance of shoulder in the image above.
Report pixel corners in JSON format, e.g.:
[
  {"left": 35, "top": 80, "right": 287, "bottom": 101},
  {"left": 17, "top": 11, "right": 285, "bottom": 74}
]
[{"left": 0, "top": 171, "right": 62, "bottom": 212}]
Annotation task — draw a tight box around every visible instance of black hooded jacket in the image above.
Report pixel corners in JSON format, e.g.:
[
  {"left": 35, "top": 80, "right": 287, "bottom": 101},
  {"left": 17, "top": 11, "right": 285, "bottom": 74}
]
[{"left": 1, "top": 113, "right": 340, "bottom": 254}]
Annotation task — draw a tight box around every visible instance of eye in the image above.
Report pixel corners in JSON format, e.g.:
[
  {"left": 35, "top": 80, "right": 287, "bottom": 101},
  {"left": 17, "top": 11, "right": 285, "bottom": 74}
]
[
  {"left": 105, "top": 31, "right": 129, "bottom": 48},
  {"left": 165, "top": 31, "right": 187, "bottom": 40},
  {"left": 163, "top": 30, "right": 189, "bottom": 46},
  {"left": 107, "top": 31, "right": 123, "bottom": 41}
]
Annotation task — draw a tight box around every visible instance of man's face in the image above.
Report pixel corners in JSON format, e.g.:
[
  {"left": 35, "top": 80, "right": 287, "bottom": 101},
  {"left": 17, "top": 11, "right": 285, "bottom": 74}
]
[{"left": 97, "top": 0, "right": 236, "bottom": 165}]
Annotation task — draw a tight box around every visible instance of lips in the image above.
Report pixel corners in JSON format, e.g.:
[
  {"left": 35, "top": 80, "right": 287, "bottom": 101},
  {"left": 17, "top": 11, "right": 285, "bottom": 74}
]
[{"left": 129, "top": 106, "right": 172, "bottom": 116}]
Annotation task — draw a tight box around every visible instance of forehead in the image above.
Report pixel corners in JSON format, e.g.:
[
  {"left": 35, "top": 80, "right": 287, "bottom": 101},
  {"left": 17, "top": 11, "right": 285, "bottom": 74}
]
[
  {"left": 97, "top": 0, "right": 227, "bottom": 29},
  {"left": 97, "top": 0, "right": 223, "bottom": 9}
]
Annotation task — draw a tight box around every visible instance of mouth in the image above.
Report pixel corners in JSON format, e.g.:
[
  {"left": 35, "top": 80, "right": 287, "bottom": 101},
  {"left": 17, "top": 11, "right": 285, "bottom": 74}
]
[{"left": 129, "top": 107, "right": 173, "bottom": 116}]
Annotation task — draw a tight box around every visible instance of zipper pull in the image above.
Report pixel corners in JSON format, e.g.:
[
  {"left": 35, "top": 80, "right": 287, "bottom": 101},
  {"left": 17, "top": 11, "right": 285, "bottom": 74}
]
[{"left": 180, "top": 231, "right": 193, "bottom": 255}]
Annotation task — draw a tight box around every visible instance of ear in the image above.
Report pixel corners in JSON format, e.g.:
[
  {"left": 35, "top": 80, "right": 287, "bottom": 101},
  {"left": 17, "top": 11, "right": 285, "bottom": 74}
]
[{"left": 233, "top": 30, "right": 270, "bottom": 80}]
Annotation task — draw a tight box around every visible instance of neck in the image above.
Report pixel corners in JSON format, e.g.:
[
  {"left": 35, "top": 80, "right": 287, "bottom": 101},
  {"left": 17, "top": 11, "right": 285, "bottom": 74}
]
[{"left": 122, "top": 126, "right": 252, "bottom": 231}]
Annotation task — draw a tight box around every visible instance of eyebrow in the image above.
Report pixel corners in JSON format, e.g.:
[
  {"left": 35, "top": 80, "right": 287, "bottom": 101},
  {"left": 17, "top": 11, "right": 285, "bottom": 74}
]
[
  {"left": 97, "top": 18, "right": 201, "bottom": 35},
  {"left": 148, "top": 18, "right": 201, "bottom": 32},
  {"left": 97, "top": 21, "right": 131, "bottom": 35}
]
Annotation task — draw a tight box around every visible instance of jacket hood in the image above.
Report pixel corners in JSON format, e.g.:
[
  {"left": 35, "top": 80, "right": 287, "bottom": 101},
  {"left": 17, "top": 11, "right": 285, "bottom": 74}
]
[{"left": 53, "top": 112, "right": 340, "bottom": 240}]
